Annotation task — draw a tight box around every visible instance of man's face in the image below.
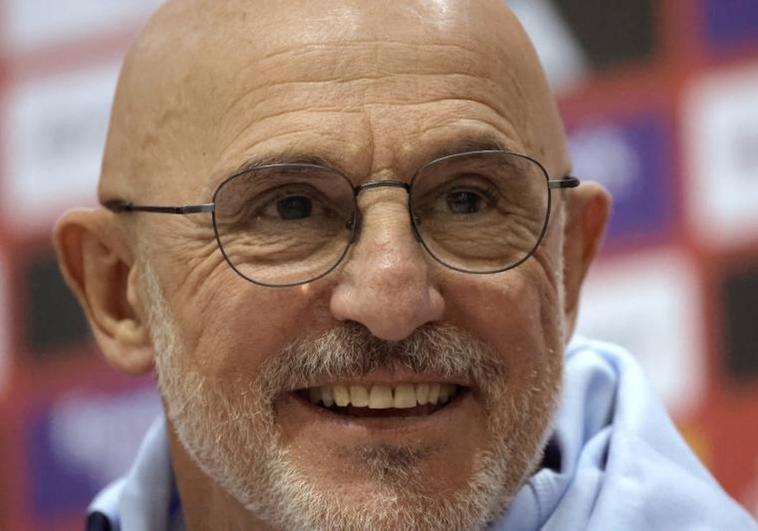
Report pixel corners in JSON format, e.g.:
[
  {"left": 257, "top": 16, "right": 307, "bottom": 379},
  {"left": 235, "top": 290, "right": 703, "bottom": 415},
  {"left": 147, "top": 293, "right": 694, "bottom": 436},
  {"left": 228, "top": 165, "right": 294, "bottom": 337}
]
[{"left": 122, "top": 1, "right": 574, "bottom": 528}]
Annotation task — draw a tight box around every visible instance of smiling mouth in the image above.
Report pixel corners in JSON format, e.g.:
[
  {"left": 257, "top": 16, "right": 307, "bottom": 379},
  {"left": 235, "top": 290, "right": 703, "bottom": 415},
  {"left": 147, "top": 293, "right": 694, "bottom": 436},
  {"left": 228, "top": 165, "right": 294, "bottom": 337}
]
[{"left": 294, "top": 383, "right": 466, "bottom": 418}]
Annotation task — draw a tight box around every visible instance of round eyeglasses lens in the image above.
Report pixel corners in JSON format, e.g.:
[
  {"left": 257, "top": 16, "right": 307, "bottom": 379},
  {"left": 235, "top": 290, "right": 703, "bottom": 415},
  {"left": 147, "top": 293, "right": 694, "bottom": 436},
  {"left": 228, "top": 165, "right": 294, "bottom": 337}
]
[
  {"left": 213, "top": 165, "right": 356, "bottom": 286},
  {"left": 410, "top": 151, "right": 550, "bottom": 273}
]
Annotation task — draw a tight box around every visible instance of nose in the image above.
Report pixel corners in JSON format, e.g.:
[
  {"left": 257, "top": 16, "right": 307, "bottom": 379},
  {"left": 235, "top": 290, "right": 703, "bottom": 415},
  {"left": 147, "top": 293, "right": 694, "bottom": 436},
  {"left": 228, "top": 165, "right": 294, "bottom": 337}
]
[{"left": 329, "top": 188, "right": 445, "bottom": 341}]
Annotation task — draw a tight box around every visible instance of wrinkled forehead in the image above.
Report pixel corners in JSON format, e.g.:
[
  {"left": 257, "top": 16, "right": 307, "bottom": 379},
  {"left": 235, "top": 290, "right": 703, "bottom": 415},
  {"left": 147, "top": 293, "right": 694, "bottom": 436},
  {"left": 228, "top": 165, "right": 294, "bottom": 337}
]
[{"left": 100, "top": 0, "right": 565, "bottom": 202}]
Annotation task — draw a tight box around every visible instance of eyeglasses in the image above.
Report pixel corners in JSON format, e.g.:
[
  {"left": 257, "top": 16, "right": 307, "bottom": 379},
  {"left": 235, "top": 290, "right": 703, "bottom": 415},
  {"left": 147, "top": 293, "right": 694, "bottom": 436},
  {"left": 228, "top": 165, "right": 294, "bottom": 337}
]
[{"left": 104, "top": 150, "right": 579, "bottom": 287}]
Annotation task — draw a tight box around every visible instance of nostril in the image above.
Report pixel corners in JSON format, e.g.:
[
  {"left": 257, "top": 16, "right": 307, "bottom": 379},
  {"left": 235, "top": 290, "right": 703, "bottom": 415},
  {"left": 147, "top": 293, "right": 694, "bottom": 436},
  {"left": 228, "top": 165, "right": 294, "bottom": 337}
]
[{"left": 331, "top": 283, "right": 445, "bottom": 342}]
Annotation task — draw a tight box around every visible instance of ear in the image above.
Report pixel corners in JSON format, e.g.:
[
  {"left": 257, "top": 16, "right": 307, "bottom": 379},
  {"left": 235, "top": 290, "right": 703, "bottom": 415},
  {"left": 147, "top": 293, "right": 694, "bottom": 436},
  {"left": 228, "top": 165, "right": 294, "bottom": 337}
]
[
  {"left": 53, "top": 208, "right": 155, "bottom": 374},
  {"left": 561, "top": 182, "right": 612, "bottom": 337}
]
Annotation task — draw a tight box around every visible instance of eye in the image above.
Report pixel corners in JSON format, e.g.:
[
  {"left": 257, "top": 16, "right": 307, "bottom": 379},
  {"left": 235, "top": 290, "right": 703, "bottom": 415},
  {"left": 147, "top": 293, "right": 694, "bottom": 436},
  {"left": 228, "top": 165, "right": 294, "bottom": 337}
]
[
  {"left": 255, "top": 187, "right": 328, "bottom": 222},
  {"left": 274, "top": 195, "right": 313, "bottom": 220},
  {"left": 446, "top": 190, "right": 485, "bottom": 214}
]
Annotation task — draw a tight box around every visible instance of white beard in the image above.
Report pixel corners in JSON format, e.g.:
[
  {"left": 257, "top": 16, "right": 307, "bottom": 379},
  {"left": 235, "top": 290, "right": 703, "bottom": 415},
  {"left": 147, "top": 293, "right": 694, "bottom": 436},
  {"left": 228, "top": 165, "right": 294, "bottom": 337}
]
[{"left": 142, "top": 261, "right": 563, "bottom": 530}]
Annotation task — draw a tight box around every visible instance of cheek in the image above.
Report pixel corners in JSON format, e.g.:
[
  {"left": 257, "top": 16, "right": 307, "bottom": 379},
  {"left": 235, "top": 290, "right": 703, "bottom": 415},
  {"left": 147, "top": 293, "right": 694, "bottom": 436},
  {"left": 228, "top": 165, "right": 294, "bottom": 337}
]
[
  {"left": 440, "top": 266, "right": 563, "bottom": 385},
  {"left": 169, "top": 271, "right": 336, "bottom": 382}
]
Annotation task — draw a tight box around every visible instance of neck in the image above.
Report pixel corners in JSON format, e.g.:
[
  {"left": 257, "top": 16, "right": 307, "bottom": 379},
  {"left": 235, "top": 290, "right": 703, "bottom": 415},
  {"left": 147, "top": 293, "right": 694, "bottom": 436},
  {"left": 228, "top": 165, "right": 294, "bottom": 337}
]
[{"left": 167, "top": 422, "right": 276, "bottom": 531}]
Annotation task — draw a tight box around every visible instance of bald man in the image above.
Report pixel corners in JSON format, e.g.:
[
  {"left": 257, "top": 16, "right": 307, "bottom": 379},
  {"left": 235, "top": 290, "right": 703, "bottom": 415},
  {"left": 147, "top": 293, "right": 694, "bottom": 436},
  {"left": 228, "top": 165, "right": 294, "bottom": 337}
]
[{"left": 55, "top": 1, "right": 755, "bottom": 530}]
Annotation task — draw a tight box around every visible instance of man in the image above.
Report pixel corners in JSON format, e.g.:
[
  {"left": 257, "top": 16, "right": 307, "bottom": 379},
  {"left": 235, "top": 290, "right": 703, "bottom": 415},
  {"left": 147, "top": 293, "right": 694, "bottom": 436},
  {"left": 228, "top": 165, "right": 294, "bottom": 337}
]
[{"left": 54, "top": 0, "right": 755, "bottom": 529}]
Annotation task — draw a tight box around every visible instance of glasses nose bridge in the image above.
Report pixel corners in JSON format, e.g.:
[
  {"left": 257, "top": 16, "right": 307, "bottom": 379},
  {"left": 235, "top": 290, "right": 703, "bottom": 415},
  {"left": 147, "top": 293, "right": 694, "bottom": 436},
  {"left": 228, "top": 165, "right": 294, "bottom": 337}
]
[
  {"left": 353, "top": 179, "right": 411, "bottom": 196},
  {"left": 349, "top": 179, "right": 419, "bottom": 244}
]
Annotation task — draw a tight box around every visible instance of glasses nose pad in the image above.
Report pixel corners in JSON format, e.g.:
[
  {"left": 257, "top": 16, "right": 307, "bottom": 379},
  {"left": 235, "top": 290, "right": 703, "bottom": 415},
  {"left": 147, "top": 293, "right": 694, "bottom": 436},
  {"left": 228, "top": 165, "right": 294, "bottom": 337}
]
[
  {"left": 346, "top": 210, "right": 362, "bottom": 243},
  {"left": 411, "top": 214, "right": 423, "bottom": 242}
]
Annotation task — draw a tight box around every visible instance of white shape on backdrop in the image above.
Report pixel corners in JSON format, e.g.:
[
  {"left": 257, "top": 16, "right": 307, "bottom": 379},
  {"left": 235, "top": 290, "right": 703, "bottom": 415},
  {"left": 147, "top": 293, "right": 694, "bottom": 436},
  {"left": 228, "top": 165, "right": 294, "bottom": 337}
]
[
  {"left": 1, "top": 61, "right": 121, "bottom": 233},
  {"left": 48, "top": 387, "right": 162, "bottom": 486},
  {"left": 569, "top": 124, "right": 641, "bottom": 197},
  {"left": 508, "top": 0, "right": 590, "bottom": 93},
  {"left": 577, "top": 250, "right": 705, "bottom": 418},
  {"left": 684, "top": 63, "right": 758, "bottom": 248},
  {"left": 2, "top": 0, "right": 165, "bottom": 53}
]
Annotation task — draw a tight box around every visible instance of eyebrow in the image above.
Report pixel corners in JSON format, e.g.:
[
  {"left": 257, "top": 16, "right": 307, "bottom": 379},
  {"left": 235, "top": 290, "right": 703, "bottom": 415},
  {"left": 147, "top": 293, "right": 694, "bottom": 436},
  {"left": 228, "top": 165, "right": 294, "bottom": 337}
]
[
  {"left": 234, "top": 152, "right": 338, "bottom": 175},
  {"left": 230, "top": 132, "right": 517, "bottom": 179},
  {"left": 425, "top": 134, "right": 514, "bottom": 161}
]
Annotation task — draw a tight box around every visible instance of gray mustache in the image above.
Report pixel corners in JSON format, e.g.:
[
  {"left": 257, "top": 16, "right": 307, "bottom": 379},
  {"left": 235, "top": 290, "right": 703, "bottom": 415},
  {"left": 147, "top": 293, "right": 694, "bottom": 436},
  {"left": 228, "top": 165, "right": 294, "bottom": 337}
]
[{"left": 262, "top": 322, "right": 506, "bottom": 393}]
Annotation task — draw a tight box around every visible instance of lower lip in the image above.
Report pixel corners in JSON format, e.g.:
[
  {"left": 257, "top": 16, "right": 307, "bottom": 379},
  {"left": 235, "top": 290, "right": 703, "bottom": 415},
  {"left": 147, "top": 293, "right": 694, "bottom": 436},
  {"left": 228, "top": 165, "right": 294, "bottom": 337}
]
[{"left": 282, "top": 388, "right": 472, "bottom": 434}]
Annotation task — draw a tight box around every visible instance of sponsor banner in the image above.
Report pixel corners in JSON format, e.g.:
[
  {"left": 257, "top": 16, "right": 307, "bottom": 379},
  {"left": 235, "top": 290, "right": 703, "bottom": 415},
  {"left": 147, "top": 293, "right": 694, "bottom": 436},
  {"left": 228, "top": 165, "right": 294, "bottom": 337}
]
[
  {"left": 742, "top": 458, "right": 758, "bottom": 518},
  {"left": 720, "top": 261, "right": 758, "bottom": 382},
  {"left": 1, "top": 61, "right": 121, "bottom": 234},
  {"left": 0, "top": 254, "right": 8, "bottom": 398},
  {"left": 684, "top": 64, "right": 758, "bottom": 248},
  {"left": 568, "top": 112, "right": 672, "bottom": 245},
  {"left": 702, "top": 0, "right": 758, "bottom": 50},
  {"left": 2, "top": 0, "right": 164, "bottom": 53},
  {"left": 22, "top": 248, "right": 91, "bottom": 360},
  {"left": 510, "top": 0, "right": 655, "bottom": 87},
  {"left": 576, "top": 250, "right": 705, "bottom": 418},
  {"left": 507, "top": 0, "right": 590, "bottom": 93},
  {"left": 28, "top": 387, "right": 161, "bottom": 518}
]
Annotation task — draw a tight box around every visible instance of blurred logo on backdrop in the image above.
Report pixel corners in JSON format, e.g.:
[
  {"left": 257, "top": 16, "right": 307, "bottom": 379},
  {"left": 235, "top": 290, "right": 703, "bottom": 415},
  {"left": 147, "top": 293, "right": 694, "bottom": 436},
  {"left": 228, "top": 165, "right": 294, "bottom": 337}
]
[
  {"left": 684, "top": 64, "right": 758, "bottom": 249},
  {"left": 701, "top": 0, "right": 758, "bottom": 52},
  {"left": 2, "top": 0, "right": 165, "bottom": 53},
  {"left": 18, "top": 249, "right": 91, "bottom": 363},
  {"left": 508, "top": 0, "right": 656, "bottom": 93},
  {"left": 28, "top": 387, "right": 161, "bottom": 518},
  {"left": 569, "top": 112, "right": 673, "bottom": 245},
  {"left": 0, "top": 254, "right": 8, "bottom": 399},
  {"left": 1, "top": 61, "right": 121, "bottom": 234},
  {"left": 721, "top": 261, "right": 758, "bottom": 384},
  {"left": 577, "top": 250, "right": 705, "bottom": 418}
]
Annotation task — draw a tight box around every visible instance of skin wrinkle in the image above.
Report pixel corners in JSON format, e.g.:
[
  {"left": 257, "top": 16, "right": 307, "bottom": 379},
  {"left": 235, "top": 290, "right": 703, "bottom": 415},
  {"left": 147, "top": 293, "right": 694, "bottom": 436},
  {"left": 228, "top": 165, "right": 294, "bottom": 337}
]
[
  {"left": 215, "top": 39, "right": 530, "bottom": 146},
  {"left": 214, "top": 108, "right": 531, "bottom": 203},
  {"left": 178, "top": 254, "right": 227, "bottom": 304},
  {"left": 217, "top": 98, "right": 520, "bottom": 162},
  {"left": 215, "top": 116, "right": 373, "bottom": 184},
  {"left": 248, "top": 41, "right": 519, "bottom": 82},
  {"left": 256, "top": 40, "right": 491, "bottom": 64},
  {"left": 52, "top": 0, "right": 612, "bottom": 529},
  {"left": 220, "top": 77, "right": 522, "bottom": 138},
  {"left": 365, "top": 106, "right": 379, "bottom": 181},
  {"left": 102, "top": 0, "right": 560, "bottom": 197},
  {"left": 249, "top": 52, "right": 488, "bottom": 85}
]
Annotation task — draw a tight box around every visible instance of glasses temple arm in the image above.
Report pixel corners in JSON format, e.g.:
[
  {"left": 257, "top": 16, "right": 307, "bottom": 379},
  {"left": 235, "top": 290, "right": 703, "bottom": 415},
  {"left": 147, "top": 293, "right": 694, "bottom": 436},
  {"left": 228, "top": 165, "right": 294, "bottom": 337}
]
[
  {"left": 103, "top": 200, "right": 215, "bottom": 214},
  {"left": 547, "top": 176, "right": 580, "bottom": 189}
]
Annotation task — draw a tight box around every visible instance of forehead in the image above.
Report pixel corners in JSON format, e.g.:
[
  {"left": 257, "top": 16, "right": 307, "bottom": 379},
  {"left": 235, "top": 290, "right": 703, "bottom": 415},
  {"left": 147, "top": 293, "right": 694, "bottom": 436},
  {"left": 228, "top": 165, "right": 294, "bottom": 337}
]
[
  {"left": 211, "top": 58, "right": 531, "bottom": 183},
  {"left": 106, "top": 0, "right": 560, "bottom": 201}
]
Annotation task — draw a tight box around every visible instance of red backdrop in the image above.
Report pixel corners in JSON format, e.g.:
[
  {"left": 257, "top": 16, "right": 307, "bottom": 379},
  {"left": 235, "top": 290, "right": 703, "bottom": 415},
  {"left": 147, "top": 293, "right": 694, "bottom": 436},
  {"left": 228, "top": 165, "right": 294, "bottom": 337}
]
[{"left": 0, "top": 1, "right": 756, "bottom": 528}]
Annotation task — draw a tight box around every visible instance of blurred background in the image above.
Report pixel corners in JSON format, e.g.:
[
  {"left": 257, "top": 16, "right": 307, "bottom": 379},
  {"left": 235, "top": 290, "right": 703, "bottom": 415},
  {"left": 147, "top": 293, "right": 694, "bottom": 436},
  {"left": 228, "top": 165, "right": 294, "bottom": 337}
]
[{"left": 0, "top": 0, "right": 756, "bottom": 529}]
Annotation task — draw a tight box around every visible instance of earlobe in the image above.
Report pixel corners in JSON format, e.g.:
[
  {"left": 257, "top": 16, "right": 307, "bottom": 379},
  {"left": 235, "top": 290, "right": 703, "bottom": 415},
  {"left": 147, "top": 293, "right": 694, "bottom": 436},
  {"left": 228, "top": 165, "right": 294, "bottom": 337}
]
[
  {"left": 562, "top": 182, "right": 612, "bottom": 336},
  {"left": 54, "top": 208, "right": 155, "bottom": 374}
]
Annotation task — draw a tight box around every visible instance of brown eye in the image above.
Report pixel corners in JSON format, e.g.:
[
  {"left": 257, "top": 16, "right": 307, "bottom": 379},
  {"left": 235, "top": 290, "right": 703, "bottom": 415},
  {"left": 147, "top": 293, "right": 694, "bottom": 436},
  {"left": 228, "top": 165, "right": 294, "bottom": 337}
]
[
  {"left": 276, "top": 195, "right": 313, "bottom": 220},
  {"left": 446, "top": 191, "right": 485, "bottom": 214}
]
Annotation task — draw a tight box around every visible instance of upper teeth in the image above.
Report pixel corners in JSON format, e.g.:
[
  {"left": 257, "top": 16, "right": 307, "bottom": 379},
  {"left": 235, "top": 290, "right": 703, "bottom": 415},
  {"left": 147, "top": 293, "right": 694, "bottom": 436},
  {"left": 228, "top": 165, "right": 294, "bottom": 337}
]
[{"left": 306, "top": 383, "right": 459, "bottom": 409}]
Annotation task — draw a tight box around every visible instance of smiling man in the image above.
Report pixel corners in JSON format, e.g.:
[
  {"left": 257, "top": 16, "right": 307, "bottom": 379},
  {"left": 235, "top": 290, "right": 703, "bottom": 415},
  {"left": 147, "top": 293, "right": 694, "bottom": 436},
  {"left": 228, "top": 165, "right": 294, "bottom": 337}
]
[{"left": 54, "top": 0, "right": 755, "bottom": 530}]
